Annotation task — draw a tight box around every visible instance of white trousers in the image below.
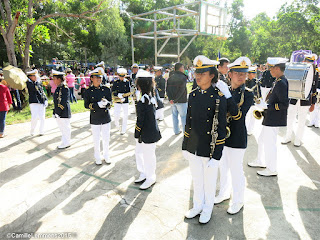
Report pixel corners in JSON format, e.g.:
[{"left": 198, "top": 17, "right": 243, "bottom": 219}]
[
  {"left": 285, "top": 102, "right": 309, "bottom": 142},
  {"left": 91, "top": 123, "right": 110, "bottom": 161},
  {"left": 309, "top": 103, "right": 320, "bottom": 127},
  {"left": 135, "top": 140, "right": 157, "bottom": 181},
  {"left": 261, "top": 87, "right": 271, "bottom": 102},
  {"left": 183, "top": 151, "right": 219, "bottom": 213},
  {"left": 217, "top": 147, "right": 246, "bottom": 204},
  {"left": 257, "top": 126, "right": 279, "bottom": 172},
  {"left": 156, "top": 98, "right": 164, "bottom": 120},
  {"left": 114, "top": 103, "right": 129, "bottom": 132},
  {"left": 246, "top": 105, "right": 256, "bottom": 134},
  {"left": 30, "top": 103, "right": 46, "bottom": 134},
  {"left": 55, "top": 118, "right": 71, "bottom": 147}
]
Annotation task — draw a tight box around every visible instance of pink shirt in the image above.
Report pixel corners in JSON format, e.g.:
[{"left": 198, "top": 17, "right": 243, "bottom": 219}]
[
  {"left": 66, "top": 73, "right": 76, "bottom": 88},
  {"left": 85, "top": 76, "right": 90, "bottom": 86},
  {"left": 80, "top": 79, "right": 86, "bottom": 89},
  {"left": 49, "top": 79, "right": 57, "bottom": 93}
]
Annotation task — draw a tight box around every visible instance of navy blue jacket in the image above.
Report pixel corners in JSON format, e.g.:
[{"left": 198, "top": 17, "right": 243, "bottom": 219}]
[
  {"left": 27, "top": 79, "right": 47, "bottom": 104},
  {"left": 226, "top": 85, "right": 254, "bottom": 149},
  {"left": 289, "top": 69, "right": 318, "bottom": 106},
  {"left": 53, "top": 84, "right": 71, "bottom": 118},
  {"left": 84, "top": 85, "right": 112, "bottom": 125},
  {"left": 155, "top": 75, "right": 166, "bottom": 98},
  {"left": 262, "top": 75, "right": 289, "bottom": 127},
  {"left": 111, "top": 79, "right": 131, "bottom": 104},
  {"left": 260, "top": 70, "right": 275, "bottom": 88},
  {"left": 182, "top": 86, "right": 227, "bottom": 160},
  {"left": 134, "top": 95, "right": 162, "bottom": 143}
]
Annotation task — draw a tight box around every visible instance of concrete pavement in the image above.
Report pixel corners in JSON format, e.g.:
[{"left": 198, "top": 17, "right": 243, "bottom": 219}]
[{"left": 0, "top": 102, "right": 319, "bottom": 240}]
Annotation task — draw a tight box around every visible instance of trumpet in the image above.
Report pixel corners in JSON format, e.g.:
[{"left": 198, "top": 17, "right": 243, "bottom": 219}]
[
  {"left": 112, "top": 90, "right": 135, "bottom": 103},
  {"left": 253, "top": 110, "right": 264, "bottom": 120}
]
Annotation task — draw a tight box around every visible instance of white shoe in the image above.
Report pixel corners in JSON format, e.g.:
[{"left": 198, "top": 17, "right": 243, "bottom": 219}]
[
  {"left": 214, "top": 195, "right": 230, "bottom": 204},
  {"left": 139, "top": 178, "right": 156, "bottom": 190},
  {"left": 134, "top": 174, "right": 146, "bottom": 183},
  {"left": 227, "top": 203, "right": 244, "bottom": 215},
  {"left": 199, "top": 211, "right": 212, "bottom": 224},
  {"left": 307, "top": 123, "right": 314, "bottom": 127},
  {"left": 95, "top": 159, "right": 102, "bottom": 165},
  {"left": 185, "top": 208, "right": 202, "bottom": 219},
  {"left": 315, "top": 124, "right": 320, "bottom": 128},
  {"left": 104, "top": 158, "right": 111, "bottom": 164},
  {"left": 120, "top": 131, "right": 126, "bottom": 135},
  {"left": 281, "top": 138, "right": 291, "bottom": 144},
  {"left": 57, "top": 144, "right": 70, "bottom": 149},
  {"left": 257, "top": 169, "right": 278, "bottom": 176},
  {"left": 294, "top": 139, "right": 301, "bottom": 147},
  {"left": 247, "top": 161, "right": 266, "bottom": 168}
]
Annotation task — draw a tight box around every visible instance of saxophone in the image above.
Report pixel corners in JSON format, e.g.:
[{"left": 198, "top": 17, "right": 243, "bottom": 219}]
[
  {"left": 210, "top": 98, "right": 220, "bottom": 158},
  {"left": 226, "top": 88, "right": 245, "bottom": 138}
]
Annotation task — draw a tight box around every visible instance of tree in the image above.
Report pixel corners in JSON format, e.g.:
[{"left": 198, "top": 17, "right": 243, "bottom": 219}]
[{"left": 0, "top": 0, "right": 111, "bottom": 70}]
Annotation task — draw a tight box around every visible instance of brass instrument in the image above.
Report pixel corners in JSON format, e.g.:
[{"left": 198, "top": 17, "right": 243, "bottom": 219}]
[
  {"left": 253, "top": 110, "right": 264, "bottom": 120},
  {"left": 210, "top": 99, "right": 220, "bottom": 158},
  {"left": 112, "top": 90, "right": 135, "bottom": 103},
  {"left": 225, "top": 88, "right": 245, "bottom": 138}
]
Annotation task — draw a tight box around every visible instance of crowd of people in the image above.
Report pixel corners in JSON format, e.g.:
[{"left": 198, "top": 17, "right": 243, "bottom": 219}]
[{"left": 0, "top": 53, "right": 319, "bottom": 224}]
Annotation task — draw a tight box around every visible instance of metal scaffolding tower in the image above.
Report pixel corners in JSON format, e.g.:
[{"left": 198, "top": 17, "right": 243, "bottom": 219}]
[{"left": 130, "top": 1, "right": 228, "bottom": 65}]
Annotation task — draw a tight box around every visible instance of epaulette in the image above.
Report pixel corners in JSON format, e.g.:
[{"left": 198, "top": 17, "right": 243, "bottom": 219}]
[{"left": 245, "top": 87, "right": 253, "bottom": 92}]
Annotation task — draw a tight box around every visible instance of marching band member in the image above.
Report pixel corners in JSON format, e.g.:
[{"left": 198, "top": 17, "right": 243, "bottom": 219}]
[
  {"left": 260, "top": 66, "right": 275, "bottom": 101},
  {"left": 245, "top": 67, "right": 262, "bottom": 135},
  {"left": 217, "top": 57, "right": 230, "bottom": 84},
  {"left": 112, "top": 68, "right": 131, "bottom": 135},
  {"left": 84, "top": 67, "right": 112, "bottom": 165},
  {"left": 96, "top": 61, "right": 109, "bottom": 85},
  {"left": 308, "top": 67, "right": 320, "bottom": 128},
  {"left": 26, "top": 69, "right": 48, "bottom": 136},
  {"left": 154, "top": 66, "right": 165, "bottom": 121},
  {"left": 248, "top": 58, "right": 289, "bottom": 176},
  {"left": 282, "top": 54, "right": 319, "bottom": 146},
  {"left": 183, "top": 55, "right": 227, "bottom": 224},
  {"left": 214, "top": 57, "right": 254, "bottom": 214},
  {"left": 130, "top": 63, "right": 140, "bottom": 113},
  {"left": 52, "top": 70, "right": 71, "bottom": 149},
  {"left": 134, "top": 70, "right": 162, "bottom": 190}
]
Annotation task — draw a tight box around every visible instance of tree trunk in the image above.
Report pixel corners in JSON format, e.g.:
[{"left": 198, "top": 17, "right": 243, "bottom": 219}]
[
  {"left": 22, "top": 25, "right": 35, "bottom": 71},
  {"left": 3, "top": 34, "right": 17, "bottom": 66}
]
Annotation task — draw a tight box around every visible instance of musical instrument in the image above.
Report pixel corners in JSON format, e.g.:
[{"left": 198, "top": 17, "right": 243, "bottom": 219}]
[
  {"left": 210, "top": 98, "right": 220, "bottom": 158},
  {"left": 225, "top": 88, "right": 244, "bottom": 138},
  {"left": 284, "top": 63, "right": 314, "bottom": 100},
  {"left": 112, "top": 90, "right": 135, "bottom": 103},
  {"left": 253, "top": 110, "right": 264, "bottom": 120}
]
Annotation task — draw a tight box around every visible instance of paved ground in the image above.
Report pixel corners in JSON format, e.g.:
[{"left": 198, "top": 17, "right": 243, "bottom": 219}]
[{"left": 0, "top": 101, "right": 319, "bottom": 240}]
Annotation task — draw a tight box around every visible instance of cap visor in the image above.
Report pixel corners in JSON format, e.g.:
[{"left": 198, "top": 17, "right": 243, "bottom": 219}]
[
  {"left": 231, "top": 68, "right": 249, "bottom": 72},
  {"left": 195, "top": 67, "right": 211, "bottom": 73}
]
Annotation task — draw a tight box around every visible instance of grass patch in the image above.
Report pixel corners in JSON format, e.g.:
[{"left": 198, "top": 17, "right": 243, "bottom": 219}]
[{"left": 6, "top": 97, "right": 88, "bottom": 125}]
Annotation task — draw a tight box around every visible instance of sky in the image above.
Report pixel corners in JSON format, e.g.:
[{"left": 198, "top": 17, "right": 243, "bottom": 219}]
[{"left": 242, "top": 0, "right": 295, "bottom": 19}]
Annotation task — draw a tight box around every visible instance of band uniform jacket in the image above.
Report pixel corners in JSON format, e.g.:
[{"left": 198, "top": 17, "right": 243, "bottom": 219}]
[
  {"left": 134, "top": 95, "right": 162, "bottom": 143},
  {"left": 84, "top": 85, "right": 112, "bottom": 125},
  {"left": 155, "top": 75, "right": 166, "bottom": 98},
  {"left": 111, "top": 79, "right": 131, "bottom": 104},
  {"left": 182, "top": 85, "right": 227, "bottom": 160},
  {"left": 27, "top": 79, "right": 47, "bottom": 104},
  {"left": 166, "top": 71, "right": 188, "bottom": 103},
  {"left": 53, "top": 83, "right": 71, "bottom": 118},
  {"left": 289, "top": 67, "right": 318, "bottom": 106},
  {"left": 226, "top": 85, "right": 254, "bottom": 149},
  {"left": 260, "top": 70, "right": 275, "bottom": 88},
  {"left": 246, "top": 78, "right": 262, "bottom": 104},
  {"left": 262, "top": 75, "right": 289, "bottom": 127}
]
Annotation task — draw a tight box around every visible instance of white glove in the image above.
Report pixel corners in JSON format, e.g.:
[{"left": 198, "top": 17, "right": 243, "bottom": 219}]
[
  {"left": 98, "top": 101, "right": 106, "bottom": 108},
  {"left": 216, "top": 80, "right": 232, "bottom": 99},
  {"left": 117, "top": 93, "right": 124, "bottom": 99},
  {"left": 54, "top": 114, "right": 60, "bottom": 118},
  {"left": 101, "top": 98, "right": 110, "bottom": 106},
  {"left": 44, "top": 100, "right": 48, "bottom": 108},
  {"left": 207, "top": 158, "right": 219, "bottom": 168},
  {"left": 255, "top": 100, "right": 268, "bottom": 110}
]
